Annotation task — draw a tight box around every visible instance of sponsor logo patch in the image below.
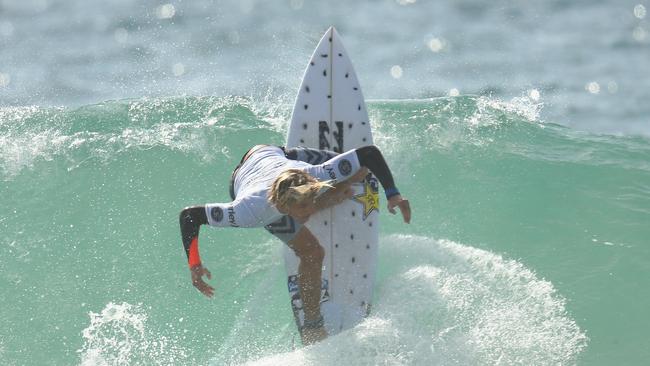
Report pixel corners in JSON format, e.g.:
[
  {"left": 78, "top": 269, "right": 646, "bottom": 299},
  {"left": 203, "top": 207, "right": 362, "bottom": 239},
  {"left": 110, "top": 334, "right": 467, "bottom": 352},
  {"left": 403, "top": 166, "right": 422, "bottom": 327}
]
[
  {"left": 338, "top": 159, "right": 352, "bottom": 176},
  {"left": 227, "top": 206, "right": 238, "bottom": 227},
  {"left": 324, "top": 165, "right": 337, "bottom": 180},
  {"left": 320, "top": 279, "right": 330, "bottom": 303},
  {"left": 210, "top": 207, "right": 223, "bottom": 222},
  {"left": 352, "top": 175, "right": 380, "bottom": 220}
]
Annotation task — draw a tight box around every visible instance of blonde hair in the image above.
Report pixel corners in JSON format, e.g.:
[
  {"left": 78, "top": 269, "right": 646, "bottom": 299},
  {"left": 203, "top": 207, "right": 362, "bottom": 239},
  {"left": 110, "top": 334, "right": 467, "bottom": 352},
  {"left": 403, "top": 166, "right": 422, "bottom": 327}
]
[{"left": 268, "top": 169, "right": 332, "bottom": 209}]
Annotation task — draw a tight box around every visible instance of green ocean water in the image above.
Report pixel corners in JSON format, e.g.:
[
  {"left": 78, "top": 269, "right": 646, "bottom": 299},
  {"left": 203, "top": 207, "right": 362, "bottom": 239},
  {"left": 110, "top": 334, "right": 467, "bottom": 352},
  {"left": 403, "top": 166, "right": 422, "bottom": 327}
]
[{"left": 1, "top": 96, "right": 649, "bottom": 365}]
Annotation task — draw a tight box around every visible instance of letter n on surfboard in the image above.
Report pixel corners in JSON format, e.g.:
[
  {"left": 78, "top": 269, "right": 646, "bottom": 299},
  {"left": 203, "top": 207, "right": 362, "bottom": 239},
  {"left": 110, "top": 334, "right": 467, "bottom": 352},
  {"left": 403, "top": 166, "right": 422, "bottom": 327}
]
[{"left": 319, "top": 120, "right": 344, "bottom": 152}]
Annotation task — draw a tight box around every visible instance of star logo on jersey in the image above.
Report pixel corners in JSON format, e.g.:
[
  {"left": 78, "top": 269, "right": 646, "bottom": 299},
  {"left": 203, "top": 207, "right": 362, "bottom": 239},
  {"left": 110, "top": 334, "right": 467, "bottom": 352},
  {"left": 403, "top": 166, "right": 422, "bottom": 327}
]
[{"left": 352, "top": 174, "right": 380, "bottom": 220}]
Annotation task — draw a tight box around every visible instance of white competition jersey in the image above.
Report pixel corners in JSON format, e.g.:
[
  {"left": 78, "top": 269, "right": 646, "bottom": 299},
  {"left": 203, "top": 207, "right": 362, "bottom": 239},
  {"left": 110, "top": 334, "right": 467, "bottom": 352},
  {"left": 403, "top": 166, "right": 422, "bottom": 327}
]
[{"left": 204, "top": 146, "right": 360, "bottom": 228}]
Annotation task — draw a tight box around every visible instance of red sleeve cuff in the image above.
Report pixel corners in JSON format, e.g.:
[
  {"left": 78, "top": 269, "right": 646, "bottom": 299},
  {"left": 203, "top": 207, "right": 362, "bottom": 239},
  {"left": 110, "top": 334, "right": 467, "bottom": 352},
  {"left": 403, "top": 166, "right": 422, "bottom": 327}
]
[{"left": 188, "top": 237, "right": 202, "bottom": 267}]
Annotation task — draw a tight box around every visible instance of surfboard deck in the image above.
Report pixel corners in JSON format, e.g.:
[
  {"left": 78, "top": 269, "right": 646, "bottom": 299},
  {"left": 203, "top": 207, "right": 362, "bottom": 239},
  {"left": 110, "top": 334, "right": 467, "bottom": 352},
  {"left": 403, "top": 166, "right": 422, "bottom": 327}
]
[{"left": 284, "top": 27, "right": 380, "bottom": 339}]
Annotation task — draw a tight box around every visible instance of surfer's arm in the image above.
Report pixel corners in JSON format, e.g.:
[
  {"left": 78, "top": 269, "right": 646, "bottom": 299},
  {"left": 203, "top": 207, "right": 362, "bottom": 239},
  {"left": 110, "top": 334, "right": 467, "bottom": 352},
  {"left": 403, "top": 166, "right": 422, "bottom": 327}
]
[
  {"left": 305, "top": 146, "right": 399, "bottom": 198},
  {"left": 179, "top": 205, "right": 214, "bottom": 297},
  {"left": 355, "top": 145, "right": 411, "bottom": 223},
  {"left": 180, "top": 200, "right": 263, "bottom": 263},
  {"left": 355, "top": 145, "right": 399, "bottom": 198},
  {"left": 356, "top": 146, "right": 411, "bottom": 223},
  {"left": 179, "top": 199, "right": 262, "bottom": 297},
  {"left": 305, "top": 146, "right": 411, "bottom": 222},
  {"left": 179, "top": 206, "right": 207, "bottom": 268}
]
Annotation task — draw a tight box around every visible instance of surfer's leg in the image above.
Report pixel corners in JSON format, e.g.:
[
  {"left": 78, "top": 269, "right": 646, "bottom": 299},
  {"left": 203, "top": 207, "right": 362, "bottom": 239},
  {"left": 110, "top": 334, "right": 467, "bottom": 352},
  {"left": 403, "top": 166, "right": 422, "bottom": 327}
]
[
  {"left": 264, "top": 217, "right": 317, "bottom": 319},
  {"left": 286, "top": 227, "right": 324, "bottom": 322},
  {"left": 287, "top": 226, "right": 327, "bottom": 344},
  {"left": 265, "top": 215, "right": 327, "bottom": 344}
]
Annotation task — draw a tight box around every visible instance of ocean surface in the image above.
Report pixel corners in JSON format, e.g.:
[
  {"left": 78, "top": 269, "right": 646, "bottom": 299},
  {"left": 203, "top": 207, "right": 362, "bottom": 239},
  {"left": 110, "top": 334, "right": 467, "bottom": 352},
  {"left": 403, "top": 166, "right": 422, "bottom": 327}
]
[{"left": 1, "top": 1, "right": 649, "bottom": 365}]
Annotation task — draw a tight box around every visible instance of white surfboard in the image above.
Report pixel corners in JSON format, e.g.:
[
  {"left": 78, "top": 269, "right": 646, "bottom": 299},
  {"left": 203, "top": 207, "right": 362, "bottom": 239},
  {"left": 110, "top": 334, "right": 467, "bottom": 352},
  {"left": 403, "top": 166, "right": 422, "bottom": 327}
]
[{"left": 284, "top": 27, "right": 380, "bottom": 338}]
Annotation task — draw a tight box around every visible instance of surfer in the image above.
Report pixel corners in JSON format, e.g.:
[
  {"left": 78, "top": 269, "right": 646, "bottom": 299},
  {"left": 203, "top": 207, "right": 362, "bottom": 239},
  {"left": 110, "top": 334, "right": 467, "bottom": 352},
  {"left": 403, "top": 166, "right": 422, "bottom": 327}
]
[{"left": 179, "top": 144, "right": 410, "bottom": 344}]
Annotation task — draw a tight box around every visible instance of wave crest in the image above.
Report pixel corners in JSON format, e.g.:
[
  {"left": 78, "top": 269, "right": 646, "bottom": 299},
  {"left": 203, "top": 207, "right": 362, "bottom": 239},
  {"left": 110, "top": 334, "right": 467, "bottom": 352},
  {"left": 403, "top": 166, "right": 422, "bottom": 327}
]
[{"left": 216, "top": 235, "right": 587, "bottom": 366}]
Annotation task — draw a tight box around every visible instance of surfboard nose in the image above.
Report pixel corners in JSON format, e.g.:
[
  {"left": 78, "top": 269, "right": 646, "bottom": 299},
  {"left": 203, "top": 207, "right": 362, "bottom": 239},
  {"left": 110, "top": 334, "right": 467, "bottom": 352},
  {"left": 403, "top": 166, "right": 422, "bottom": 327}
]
[
  {"left": 325, "top": 26, "right": 342, "bottom": 40},
  {"left": 329, "top": 26, "right": 339, "bottom": 38}
]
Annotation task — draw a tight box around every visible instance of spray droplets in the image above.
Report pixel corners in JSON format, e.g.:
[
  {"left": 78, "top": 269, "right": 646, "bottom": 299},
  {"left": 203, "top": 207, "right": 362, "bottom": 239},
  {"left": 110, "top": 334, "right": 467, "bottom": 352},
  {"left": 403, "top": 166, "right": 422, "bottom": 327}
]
[
  {"left": 634, "top": 4, "right": 646, "bottom": 19},
  {"left": 633, "top": 5, "right": 647, "bottom": 42},
  {"left": 528, "top": 89, "right": 541, "bottom": 101},
  {"left": 79, "top": 302, "right": 188, "bottom": 365},
  {"left": 427, "top": 37, "right": 446, "bottom": 53},
  {"left": 585, "top": 81, "right": 601, "bottom": 95},
  {"left": 390, "top": 65, "right": 403, "bottom": 79},
  {"left": 155, "top": 4, "right": 176, "bottom": 19}
]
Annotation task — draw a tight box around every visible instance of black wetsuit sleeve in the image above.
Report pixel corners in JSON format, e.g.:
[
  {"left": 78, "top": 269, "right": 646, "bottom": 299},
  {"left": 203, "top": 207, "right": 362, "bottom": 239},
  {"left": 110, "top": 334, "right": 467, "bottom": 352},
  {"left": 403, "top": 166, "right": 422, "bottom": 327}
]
[
  {"left": 179, "top": 206, "right": 208, "bottom": 267},
  {"left": 355, "top": 145, "right": 400, "bottom": 199}
]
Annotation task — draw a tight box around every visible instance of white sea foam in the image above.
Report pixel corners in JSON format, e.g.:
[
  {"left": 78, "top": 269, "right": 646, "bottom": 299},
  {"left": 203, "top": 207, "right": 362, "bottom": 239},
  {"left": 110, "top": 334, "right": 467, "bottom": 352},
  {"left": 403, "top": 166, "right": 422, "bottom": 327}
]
[
  {"left": 78, "top": 302, "right": 188, "bottom": 366},
  {"left": 469, "top": 93, "right": 543, "bottom": 127},
  {"left": 219, "top": 235, "right": 587, "bottom": 366},
  {"left": 0, "top": 101, "right": 239, "bottom": 179}
]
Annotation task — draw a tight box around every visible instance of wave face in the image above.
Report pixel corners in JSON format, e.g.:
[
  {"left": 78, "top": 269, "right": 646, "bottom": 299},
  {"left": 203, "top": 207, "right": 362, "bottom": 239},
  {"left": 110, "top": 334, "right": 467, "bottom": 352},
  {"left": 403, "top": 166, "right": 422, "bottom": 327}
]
[{"left": 1, "top": 96, "right": 649, "bottom": 365}]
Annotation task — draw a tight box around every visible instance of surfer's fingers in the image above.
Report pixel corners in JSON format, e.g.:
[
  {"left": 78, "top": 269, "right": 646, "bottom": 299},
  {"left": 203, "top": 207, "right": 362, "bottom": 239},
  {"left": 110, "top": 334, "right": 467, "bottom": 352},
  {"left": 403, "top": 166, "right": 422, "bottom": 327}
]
[
  {"left": 388, "top": 204, "right": 396, "bottom": 214},
  {"left": 399, "top": 200, "right": 411, "bottom": 223},
  {"left": 203, "top": 284, "right": 215, "bottom": 298},
  {"left": 202, "top": 285, "right": 215, "bottom": 298},
  {"left": 204, "top": 268, "right": 212, "bottom": 280},
  {"left": 195, "top": 279, "right": 214, "bottom": 297}
]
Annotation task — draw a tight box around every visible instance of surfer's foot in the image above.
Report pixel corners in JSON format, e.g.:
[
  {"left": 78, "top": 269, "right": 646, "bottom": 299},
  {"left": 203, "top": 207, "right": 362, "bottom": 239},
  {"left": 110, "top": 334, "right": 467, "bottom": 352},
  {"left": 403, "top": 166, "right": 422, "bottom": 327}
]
[{"left": 301, "top": 325, "right": 327, "bottom": 345}]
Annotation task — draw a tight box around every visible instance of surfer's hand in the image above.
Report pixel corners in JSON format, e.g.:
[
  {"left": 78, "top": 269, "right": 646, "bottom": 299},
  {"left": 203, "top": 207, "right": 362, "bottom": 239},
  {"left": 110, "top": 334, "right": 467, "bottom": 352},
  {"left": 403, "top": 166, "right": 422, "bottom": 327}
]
[
  {"left": 388, "top": 195, "right": 411, "bottom": 224},
  {"left": 190, "top": 264, "right": 214, "bottom": 298}
]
